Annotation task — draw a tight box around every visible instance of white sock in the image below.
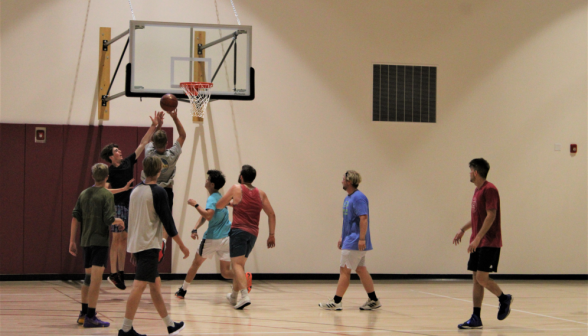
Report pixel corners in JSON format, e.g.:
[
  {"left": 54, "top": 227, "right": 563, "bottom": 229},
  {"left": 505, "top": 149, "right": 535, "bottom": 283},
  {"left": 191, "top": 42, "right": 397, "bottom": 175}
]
[
  {"left": 240, "top": 289, "right": 249, "bottom": 299},
  {"left": 162, "top": 238, "right": 167, "bottom": 244},
  {"left": 182, "top": 281, "right": 190, "bottom": 291},
  {"left": 163, "top": 315, "right": 174, "bottom": 328},
  {"left": 122, "top": 318, "right": 133, "bottom": 332},
  {"left": 231, "top": 289, "right": 239, "bottom": 298}
]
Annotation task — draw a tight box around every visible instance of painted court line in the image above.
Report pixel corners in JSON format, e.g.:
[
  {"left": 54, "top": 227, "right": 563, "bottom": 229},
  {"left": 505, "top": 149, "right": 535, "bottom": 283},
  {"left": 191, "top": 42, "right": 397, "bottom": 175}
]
[{"left": 412, "top": 290, "right": 588, "bottom": 326}]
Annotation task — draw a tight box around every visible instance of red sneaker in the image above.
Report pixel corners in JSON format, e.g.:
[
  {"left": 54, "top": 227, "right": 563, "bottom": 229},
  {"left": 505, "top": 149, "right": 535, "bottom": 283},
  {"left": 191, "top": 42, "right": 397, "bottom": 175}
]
[{"left": 246, "top": 272, "right": 252, "bottom": 293}]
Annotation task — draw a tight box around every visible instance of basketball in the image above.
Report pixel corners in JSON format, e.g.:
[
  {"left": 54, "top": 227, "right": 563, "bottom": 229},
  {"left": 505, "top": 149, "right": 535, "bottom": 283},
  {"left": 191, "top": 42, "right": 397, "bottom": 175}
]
[{"left": 160, "top": 93, "right": 178, "bottom": 112}]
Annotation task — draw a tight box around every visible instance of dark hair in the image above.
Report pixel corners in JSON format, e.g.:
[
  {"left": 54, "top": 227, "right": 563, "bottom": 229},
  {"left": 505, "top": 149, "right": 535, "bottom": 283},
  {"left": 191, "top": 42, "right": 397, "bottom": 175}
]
[
  {"left": 469, "top": 158, "right": 490, "bottom": 179},
  {"left": 143, "top": 156, "right": 162, "bottom": 178},
  {"left": 152, "top": 130, "right": 168, "bottom": 149},
  {"left": 207, "top": 170, "right": 226, "bottom": 190},
  {"left": 100, "top": 143, "right": 119, "bottom": 163},
  {"left": 240, "top": 165, "right": 256, "bottom": 183}
]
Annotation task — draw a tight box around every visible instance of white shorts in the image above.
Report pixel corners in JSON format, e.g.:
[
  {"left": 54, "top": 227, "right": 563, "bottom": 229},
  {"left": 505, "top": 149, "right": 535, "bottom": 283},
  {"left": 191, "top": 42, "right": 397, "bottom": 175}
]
[
  {"left": 197, "top": 236, "right": 230, "bottom": 262},
  {"left": 340, "top": 250, "right": 367, "bottom": 270}
]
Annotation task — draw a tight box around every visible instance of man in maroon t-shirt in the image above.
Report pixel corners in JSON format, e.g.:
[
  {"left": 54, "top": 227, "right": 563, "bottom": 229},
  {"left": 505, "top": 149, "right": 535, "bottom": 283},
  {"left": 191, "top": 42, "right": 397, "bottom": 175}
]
[{"left": 453, "top": 158, "right": 513, "bottom": 329}]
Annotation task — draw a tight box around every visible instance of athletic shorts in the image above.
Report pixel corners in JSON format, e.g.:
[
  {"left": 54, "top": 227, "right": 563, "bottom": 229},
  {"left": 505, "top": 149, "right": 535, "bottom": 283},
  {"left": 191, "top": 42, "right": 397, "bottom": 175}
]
[
  {"left": 229, "top": 229, "right": 257, "bottom": 258},
  {"left": 134, "top": 249, "right": 160, "bottom": 283},
  {"left": 165, "top": 188, "right": 174, "bottom": 212},
  {"left": 198, "top": 236, "right": 231, "bottom": 262},
  {"left": 468, "top": 247, "right": 501, "bottom": 273},
  {"left": 83, "top": 246, "right": 109, "bottom": 268},
  {"left": 340, "top": 250, "right": 367, "bottom": 270},
  {"left": 113, "top": 205, "right": 129, "bottom": 232}
]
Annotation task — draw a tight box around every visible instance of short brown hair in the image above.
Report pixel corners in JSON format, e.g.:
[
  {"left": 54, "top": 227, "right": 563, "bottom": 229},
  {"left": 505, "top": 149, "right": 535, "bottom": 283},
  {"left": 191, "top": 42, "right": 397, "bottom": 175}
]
[
  {"left": 345, "top": 170, "right": 362, "bottom": 188},
  {"left": 152, "top": 130, "right": 168, "bottom": 149},
  {"left": 143, "top": 156, "right": 162, "bottom": 178},
  {"left": 91, "top": 163, "right": 109, "bottom": 182},
  {"left": 100, "top": 143, "right": 118, "bottom": 163}
]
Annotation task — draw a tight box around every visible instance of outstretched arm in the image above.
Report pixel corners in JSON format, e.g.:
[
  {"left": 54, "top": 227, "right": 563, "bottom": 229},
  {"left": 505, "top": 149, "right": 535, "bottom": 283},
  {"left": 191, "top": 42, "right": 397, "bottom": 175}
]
[
  {"left": 135, "top": 112, "right": 159, "bottom": 157},
  {"left": 168, "top": 109, "right": 186, "bottom": 147},
  {"left": 106, "top": 179, "right": 134, "bottom": 195},
  {"left": 260, "top": 190, "right": 276, "bottom": 248}
]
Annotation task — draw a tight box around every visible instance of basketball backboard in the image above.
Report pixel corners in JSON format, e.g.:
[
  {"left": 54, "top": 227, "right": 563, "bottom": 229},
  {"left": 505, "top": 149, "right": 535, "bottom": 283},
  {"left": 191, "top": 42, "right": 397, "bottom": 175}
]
[{"left": 126, "top": 20, "right": 254, "bottom": 101}]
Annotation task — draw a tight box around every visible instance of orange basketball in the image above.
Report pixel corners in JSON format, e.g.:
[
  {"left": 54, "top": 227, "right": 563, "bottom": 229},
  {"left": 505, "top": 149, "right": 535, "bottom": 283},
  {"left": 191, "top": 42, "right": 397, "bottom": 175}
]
[{"left": 160, "top": 94, "right": 178, "bottom": 112}]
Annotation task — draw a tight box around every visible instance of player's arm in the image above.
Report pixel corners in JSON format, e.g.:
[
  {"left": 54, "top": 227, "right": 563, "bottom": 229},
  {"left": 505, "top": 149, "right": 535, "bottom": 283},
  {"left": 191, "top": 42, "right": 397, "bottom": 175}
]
[
  {"left": 187, "top": 199, "right": 214, "bottom": 221},
  {"left": 358, "top": 215, "right": 368, "bottom": 251},
  {"left": 468, "top": 210, "right": 496, "bottom": 253},
  {"left": 260, "top": 190, "right": 276, "bottom": 248},
  {"left": 453, "top": 221, "right": 472, "bottom": 245},
  {"left": 191, "top": 216, "right": 207, "bottom": 240},
  {"left": 135, "top": 112, "right": 159, "bottom": 157},
  {"left": 153, "top": 187, "right": 190, "bottom": 259},
  {"left": 216, "top": 184, "right": 240, "bottom": 209},
  {"left": 105, "top": 180, "right": 134, "bottom": 195},
  {"left": 69, "top": 217, "right": 80, "bottom": 257},
  {"left": 168, "top": 109, "right": 187, "bottom": 147},
  {"left": 155, "top": 111, "right": 164, "bottom": 132}
]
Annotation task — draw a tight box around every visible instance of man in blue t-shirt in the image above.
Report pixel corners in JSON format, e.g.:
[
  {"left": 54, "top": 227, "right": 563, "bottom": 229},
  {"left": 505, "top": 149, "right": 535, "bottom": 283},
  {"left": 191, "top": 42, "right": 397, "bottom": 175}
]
[
  {"left": 319, "top": 170, "right": 381, "bottom": 311},
  {"left": 175, "top": 170, "right": 235, "bottom": 299}
]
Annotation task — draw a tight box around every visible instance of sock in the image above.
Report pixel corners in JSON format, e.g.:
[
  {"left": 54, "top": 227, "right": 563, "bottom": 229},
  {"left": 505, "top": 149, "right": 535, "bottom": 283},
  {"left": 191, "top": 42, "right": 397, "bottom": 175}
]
[
  {"left": 122, "top": 318, "right": 133, "bottom": 332},
  {"left": 498, "top": 292, "right": 508, "bottom": 301},
  {"left": 473, "top": 307, "right": 481, "bottom": 317},
  {"left": 333, "top": 295, "right": 342, "bottom": 304},
  {"left": 87, "top": 308, "right": 96, "bottom": 318},
  {"left": 162, "top": 238, "right": 167, "bottom": 244},
  {"left": 163, "top": 315, "right": 174, "bottom": 328},
  {"left": 231, "top": 289, "right": 239, "bottom": 298},
  {"left": 81, "top": 303, "right": 88, "bottom": 314},
  {"left": 182, "top": 281, "right": 190, "bottom": 291},
  {"left": 240, "top": 288, "right": 249, "bottom": 299},
  {"left": 118, "top": 270, "right": 125, "bottom": 280},
  {"left": 367, "top": 291, "right": 378, "bottom": 301}
]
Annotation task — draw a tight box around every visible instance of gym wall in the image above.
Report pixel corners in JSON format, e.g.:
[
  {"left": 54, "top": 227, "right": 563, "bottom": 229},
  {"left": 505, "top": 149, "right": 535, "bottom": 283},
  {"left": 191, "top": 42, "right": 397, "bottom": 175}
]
[{"left": 1, "top": 0, "right": 586, "bottom": 276}]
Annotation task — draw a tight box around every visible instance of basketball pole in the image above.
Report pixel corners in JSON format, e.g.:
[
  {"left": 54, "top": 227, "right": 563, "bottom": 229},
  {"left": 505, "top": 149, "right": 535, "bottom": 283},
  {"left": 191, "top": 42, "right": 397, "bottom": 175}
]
[
  {"left": 98, "top": 28, "right": 111, "bottom": 120},
  {"left": 193, "top": 31, "right": 206, "bottom": 123}
]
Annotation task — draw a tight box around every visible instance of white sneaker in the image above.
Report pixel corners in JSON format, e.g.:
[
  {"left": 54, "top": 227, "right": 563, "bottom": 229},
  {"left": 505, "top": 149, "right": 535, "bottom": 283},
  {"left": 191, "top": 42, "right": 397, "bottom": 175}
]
[
  {"left": 359, "top": 299, "right": 381, "bottom": 310},
  {"left": 226, "top": 293, "right": 237, "bottom": 306},
  {"left": 318, "top": 299, "right": 342, "bottom": 311},
  {"left": 234, "top": 296, "right": 251, "bottom": 310}
]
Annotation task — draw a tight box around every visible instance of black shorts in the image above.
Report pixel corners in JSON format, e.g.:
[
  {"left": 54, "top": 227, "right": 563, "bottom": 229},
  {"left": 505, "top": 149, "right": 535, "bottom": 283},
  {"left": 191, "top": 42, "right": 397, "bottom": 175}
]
[
  {"left": 229, "top": 228, "right": 257, "bottom": 258},
  {"left": 83, "top": 246, "right": 109, "bottom": 268},
  {"left": 165, "top": 188, "right": 174, "bottom": 212},
  {"left": 134, "top": 249, "right": 160, "bottom": 283},
  {"left": 468, "top": 247, "right": 501, "bottom": 273}
]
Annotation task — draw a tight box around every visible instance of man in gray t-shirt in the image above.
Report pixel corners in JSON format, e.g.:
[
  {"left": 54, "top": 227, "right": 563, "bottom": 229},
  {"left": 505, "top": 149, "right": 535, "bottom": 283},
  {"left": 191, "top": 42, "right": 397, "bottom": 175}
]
[{"left": 141, "top": 109, "right": 186, "bottom": 262}]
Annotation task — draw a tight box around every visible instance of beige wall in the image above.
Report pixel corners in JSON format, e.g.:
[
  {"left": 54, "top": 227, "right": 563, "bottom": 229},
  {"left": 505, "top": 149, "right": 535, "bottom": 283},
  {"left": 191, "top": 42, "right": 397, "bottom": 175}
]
[{"left": 1, "top": 0, "right": 586, "bottom": 274}]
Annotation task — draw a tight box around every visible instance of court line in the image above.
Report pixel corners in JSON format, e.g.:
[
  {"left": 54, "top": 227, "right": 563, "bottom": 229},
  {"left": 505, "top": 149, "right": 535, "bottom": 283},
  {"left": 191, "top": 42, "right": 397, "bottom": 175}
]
[{"left": 412, "top": 290, "right": 588, "bottom": 325}]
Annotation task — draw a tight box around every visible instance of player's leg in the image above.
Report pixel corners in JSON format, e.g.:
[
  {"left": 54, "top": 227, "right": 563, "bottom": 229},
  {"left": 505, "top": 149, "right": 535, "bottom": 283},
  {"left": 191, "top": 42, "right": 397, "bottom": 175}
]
[
  {"left": 119, "top": 279, "right": 147, "bottom": 335},
  {"left": 83, "top": 246, "right": 110, "bottom": 328},
  {"left": 218, "top": 236, "right": 235, "bottom": 280},
  {"left": 78, "top": 267, "right": 91, "bottom": 324},
  {"left": 227, "top": 229, "right": 255, "bottom": 309},
  {"left": 175, "top": 250, "right": 206, "bottom": 299},
  {"left": 475, "top": 247, "right": 512, "bottom": 320},
  {"left": 219, "top": 261, "right": 234, "bottom": 279},
  {"left": 459, "top": 252, "right": 484, "bottom": 329},
  {"left": 319, "top": 250, "right": 360, "bottom": 310},
  {"left": 147, "top": 277, "right": 185, "bottom": 333},
  {"left": 117, "top": 231, "right": 128, "bottom": 283},
  {"left": 356, "top": 265, "right": 381, "bottom": 310}
]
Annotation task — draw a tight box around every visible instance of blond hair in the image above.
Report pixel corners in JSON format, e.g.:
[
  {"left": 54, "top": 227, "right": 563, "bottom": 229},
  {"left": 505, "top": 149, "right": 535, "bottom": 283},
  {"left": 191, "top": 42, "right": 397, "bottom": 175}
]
[
  {"left": 345, "top": 170, "right": 362, "bottom": 188},
  {"left": 91, "top": 163, "right": 109, "bottom": 182},
  {"left": 143, "top": 156, "right": 162, "bottom": 178},
  {"left": 152, "top": 130, "right": 168, "bottom": 149}
]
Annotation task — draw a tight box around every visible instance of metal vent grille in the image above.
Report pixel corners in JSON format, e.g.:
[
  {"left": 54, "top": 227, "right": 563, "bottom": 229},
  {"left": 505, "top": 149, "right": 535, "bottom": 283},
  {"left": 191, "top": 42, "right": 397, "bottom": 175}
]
[{"left": 373, "top": 65, "right": 436, "bottom": 123}]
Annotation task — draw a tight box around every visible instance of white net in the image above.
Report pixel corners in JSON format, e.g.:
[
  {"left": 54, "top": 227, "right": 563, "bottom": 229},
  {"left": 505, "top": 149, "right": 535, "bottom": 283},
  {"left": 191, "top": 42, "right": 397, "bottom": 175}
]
[{"left": 180, "top": 82, "right": 213, "bottom": 120}]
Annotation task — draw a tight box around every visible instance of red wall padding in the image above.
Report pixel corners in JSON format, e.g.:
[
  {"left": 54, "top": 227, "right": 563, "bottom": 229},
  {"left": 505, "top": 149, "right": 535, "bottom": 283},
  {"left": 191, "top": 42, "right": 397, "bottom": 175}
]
[
  {"left": 0, "top": 124, "right": 26, "bottom": 274},
  {"left": 24, "top": 125, "right": 64, "bottom": 274}
]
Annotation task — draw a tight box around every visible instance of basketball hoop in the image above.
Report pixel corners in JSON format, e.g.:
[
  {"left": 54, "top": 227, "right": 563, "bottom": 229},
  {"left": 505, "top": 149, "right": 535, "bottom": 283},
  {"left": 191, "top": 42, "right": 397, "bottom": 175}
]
[{"left": 180, "top": 82, "right": 213, "bottom": 120}]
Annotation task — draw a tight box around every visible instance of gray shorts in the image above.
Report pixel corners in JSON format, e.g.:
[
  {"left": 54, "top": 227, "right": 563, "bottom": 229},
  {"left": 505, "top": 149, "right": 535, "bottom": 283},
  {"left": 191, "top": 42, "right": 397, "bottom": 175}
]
[{"left": 340, "top": 250, "right": 367, "bottom": 270}]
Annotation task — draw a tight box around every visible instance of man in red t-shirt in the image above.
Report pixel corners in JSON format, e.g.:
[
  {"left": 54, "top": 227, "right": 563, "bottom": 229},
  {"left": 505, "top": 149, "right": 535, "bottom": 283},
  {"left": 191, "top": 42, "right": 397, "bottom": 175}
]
[{"left": 453, "top": 158, "right": 513, "bottom": 329}]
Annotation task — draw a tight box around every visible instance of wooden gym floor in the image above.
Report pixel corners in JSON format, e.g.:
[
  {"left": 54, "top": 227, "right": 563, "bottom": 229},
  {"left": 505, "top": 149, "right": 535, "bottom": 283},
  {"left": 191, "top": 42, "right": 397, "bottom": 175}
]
[{"left": 1, "top": 279, "right": 586, "bottom": 335}]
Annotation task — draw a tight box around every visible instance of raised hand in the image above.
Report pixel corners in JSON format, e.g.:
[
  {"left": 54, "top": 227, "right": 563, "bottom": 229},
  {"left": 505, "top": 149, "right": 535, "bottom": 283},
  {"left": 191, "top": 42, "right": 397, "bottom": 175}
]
[
  {"left": 124, "top": 178, "right": 135, "bottom": 191},
  {"left": 168, "top": 109, "right": 178, "bottom": 119}
]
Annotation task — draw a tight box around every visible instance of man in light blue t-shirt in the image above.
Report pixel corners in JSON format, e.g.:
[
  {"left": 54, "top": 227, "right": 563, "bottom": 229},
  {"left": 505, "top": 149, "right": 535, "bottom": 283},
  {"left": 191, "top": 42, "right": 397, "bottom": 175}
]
[
  {"left": 175, "top": 170, "right": 234, "bottom": 299},
  {"left": 319, "top": 170, "right": 381, "bottom": 311}
]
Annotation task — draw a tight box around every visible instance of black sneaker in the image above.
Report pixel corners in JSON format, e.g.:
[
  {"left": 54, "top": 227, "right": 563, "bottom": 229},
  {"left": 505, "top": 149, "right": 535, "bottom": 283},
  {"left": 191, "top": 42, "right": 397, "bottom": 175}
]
[
  {"left": 458, "top": 314, "right": 483, "bottom": 329},
  {"left": 118, "top": 327, "right": 146, "bottom": 336},
  {"left": 175, "top": 287, "right": 187, "bottom": 299},
  {"left": 498, "top": 294, "right": 513, "bottom": 320},
  {"left": 108, "top": 273, "right": 125, "bottom": 290},
  {"left": 167, "top": 321, "right": 185, "bottom": 335}
]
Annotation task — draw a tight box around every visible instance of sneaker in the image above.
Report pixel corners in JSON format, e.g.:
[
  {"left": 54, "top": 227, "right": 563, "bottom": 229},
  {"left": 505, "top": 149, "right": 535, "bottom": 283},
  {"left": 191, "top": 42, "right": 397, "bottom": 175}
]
[
  {"left": 118, "top": 327, "right": 146, "bottom": 336},
  {"left": 234, "top": 296, "right": 251, "bottom": 310},
  {"left": 175, "top": 287, "right": 187, "bottom": 299},
  {"left": 167, "top": 321, "right": 185, "bottom": 335},
  {"left": 77, "top": 312, "right": 85, "bottom": 324},
  {"left": 83, "top": 315, "right": 110, "bottom": 328},
  {"left": 498, "top": 294, "right": 513, "bottom": 320},
  {"left": 318, "top": 299, "right": 343, "bottom": 311},
  {"left": 108, "top": 273, "right": 125, "bottom": 290},
  {"left": 159, "top": 241, "right": 166, "bottom": 263},
  {"left": 226, "top": 293, "right": 237, "bottom": 306},
  {"left": 359, "top": 299, "right": 382, "bottom": 310},
  {"left": 458, "top": 314, "right": 483, "bottom": 329},
  {"left": 246, "top": 272, "right": 253, "bottom": 293}
]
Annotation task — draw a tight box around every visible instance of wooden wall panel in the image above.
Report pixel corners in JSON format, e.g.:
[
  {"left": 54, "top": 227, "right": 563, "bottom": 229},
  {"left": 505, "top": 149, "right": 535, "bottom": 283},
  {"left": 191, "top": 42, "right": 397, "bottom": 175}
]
[
  {"left": 24, "top": 125, "right": 64, "bottom": 274},
  {"left": 0, "top": 124, "right": 26, "bottom": 274}
]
